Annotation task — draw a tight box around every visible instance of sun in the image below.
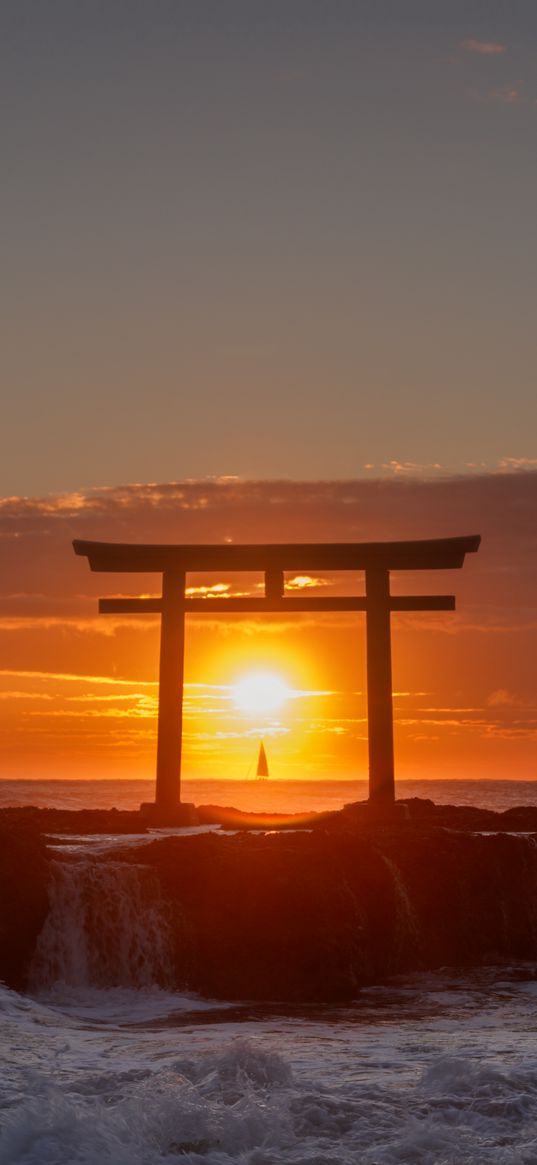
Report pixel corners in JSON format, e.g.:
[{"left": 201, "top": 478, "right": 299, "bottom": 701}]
[{"left": 232, "top": 670, "right": 290, "bottom": 715}]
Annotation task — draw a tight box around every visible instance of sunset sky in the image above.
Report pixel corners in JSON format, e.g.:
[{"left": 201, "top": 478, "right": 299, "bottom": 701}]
[
  {"left": 1, "top": 474, "right": 536, "bottom": 783},
  {"left": 2, "top": 3, "right": 537, "bottom": 785}
]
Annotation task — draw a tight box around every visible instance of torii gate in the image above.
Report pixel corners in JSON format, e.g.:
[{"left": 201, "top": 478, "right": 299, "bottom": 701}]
[{"left": 74, "top": 536, "right": 480, "bottom": 812}]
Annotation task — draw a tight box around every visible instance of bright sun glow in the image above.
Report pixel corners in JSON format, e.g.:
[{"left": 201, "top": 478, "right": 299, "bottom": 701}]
[{"left": 232, "top": 671, "right": 290, "bottom": 715}]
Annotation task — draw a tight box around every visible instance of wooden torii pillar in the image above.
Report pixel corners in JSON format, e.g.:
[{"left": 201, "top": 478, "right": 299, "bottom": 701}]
[{"left": 73, "top": 536, "right": 480, "bottom": 812}]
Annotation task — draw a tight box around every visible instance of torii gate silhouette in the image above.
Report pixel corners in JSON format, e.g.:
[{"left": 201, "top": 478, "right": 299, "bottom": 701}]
[{"left": 74, "top": 536, "right": 480, "bottom": 813}]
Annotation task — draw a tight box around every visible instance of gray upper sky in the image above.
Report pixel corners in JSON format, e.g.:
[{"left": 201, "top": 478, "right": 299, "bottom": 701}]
[{"left": 2, "top": 1, "right": 536, "bottom": 494}]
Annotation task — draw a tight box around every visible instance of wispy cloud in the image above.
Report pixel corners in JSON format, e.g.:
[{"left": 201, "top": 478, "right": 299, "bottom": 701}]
[
  {"left": 461, "top": 39, "right": 506, "bottom": 55},
  {"left": 486, "top": 86, "right": 521, "bottom": 105},
  {"left": 487, "top": 688, "right": 518, "bottom": 707},
  {"left": 185, "top": 583, "right": 231, "bottom": 597},
  {"left": 1, "top": 471, "right": 537, "bottom": 778},
  {"left": 0, "top": 691, "right": 54, "bottom": 701},
  {"left": 363, "top": 460, "right": 448, "bottom": 476},
  {"left": 30, "top": 706, "right": 157, "bottom": 720},
  {"left": 0, "top": 616, "right": 156, "bottom": 634},
  {"left": 497, "top": 457, "right": 537, "bottom": 471},
  {"left": 0, "top": 668, "right": 158, "bottom": 687},
  {"left": 285, "top": 576, "right": 330, "bottom": 591}
]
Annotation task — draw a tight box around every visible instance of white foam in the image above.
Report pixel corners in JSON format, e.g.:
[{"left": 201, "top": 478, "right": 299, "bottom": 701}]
[
  {"left": 46, "top": 824, "right": 228, "bottom": 856},
  {"left": 4, "top": 968, "right": 537, "bottom": 1163},
  {"left": 30, "top": 986, "right": 235, "bottom": 1025}
]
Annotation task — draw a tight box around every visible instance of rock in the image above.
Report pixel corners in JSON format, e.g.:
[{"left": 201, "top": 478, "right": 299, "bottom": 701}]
[
  {"left": 4, "top": 799, "right": 537, "bottom": 1000},
  {"left": 136, "top": 831, "right": 368, "bottom": 1000},
  {"left": 0, "top": 806, "right": 151, "bottom": 835},
  {"left": 0, "top": 818, "right": 50, "bottom": 989},
  {"left": 119, "top": 825, "right": 537, "bottom": 1001}
]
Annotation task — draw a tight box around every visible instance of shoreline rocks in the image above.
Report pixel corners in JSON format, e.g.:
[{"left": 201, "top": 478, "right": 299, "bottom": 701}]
[
  {"left": 3, "top": 798, "right": 537, "bottom": 998},
  {"left": 4, "top": 794, "right": 537, "bottom": 836},
  {"left": 0, "top": 818, "right": 49, "bottom": 990},
  {"left": 118, "top": 827, "right": 537, "bottom": 1001}
]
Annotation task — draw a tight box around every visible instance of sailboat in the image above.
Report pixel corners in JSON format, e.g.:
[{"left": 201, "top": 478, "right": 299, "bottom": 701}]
[{"left": 255, "top": 740, "right": 269, "bottom": 780}]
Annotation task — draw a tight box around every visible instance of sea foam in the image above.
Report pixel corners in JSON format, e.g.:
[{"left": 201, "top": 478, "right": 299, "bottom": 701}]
[{"left": 4, "top": 973, "right": 537, "bottom": 1164}]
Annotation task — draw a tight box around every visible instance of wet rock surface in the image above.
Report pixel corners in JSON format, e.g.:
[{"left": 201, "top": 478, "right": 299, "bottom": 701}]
[
  {"left": 127, "top": 826, "right": 537, "bottom": 1001},
  {"left": 4, "top": 795, "right": 537, "bottom": 835},
  {"left": 3, "top": 798, "right": 537, "bottom": 999},
  {"left": 0, "top": 818, "right": 50, "bottom": 989}
]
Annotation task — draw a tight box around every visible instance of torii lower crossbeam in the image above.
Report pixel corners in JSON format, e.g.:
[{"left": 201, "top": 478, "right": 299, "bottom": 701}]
[{"left": 74, "top": 536, "right": 480, "bottom": 812}]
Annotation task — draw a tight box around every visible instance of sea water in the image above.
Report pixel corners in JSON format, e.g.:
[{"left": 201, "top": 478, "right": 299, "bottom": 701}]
[
  {"left": 3, "top": 969, "right": 537, "bottom": 1164},
  {"left": 2, "top": 777, "right": 537, "bottom": 813},
  {"left": 3, "top": 783, "right": 537, "bottom": 1162}
]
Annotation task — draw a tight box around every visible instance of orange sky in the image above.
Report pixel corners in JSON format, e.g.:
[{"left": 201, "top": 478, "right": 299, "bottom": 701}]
[{"left": 0, "top": 471, "right": 536, "bottom": 783}]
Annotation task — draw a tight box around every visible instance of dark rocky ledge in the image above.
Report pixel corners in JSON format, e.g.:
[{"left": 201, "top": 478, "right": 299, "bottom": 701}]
[
  {"left": 0, "top": 817, "right": 49, "bottom": 989},
  {"left": 5, "top": 794, "right": 537, "bottom": 835},
  {"left": 3, "top": 798, "right": 537, "bottom": 998},
  {"left": 119, "top": 826, "right": 537, "bottom": 1001}
]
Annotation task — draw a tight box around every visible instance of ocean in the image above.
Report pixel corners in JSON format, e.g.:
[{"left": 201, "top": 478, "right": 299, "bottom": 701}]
[
  {"left": 3, "top": 778, "right": 537, "bottom": 1163},
  {"left": 4, "top": 967, "right": 537, "bottom": 1164},
  {"left": 3, "top": 776, "right": 537, "bottom": 813}
]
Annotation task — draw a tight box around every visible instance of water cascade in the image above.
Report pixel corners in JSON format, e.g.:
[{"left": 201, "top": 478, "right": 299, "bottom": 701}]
[{"left": 31, "top": 860, "right": 172, "bottom": 989}]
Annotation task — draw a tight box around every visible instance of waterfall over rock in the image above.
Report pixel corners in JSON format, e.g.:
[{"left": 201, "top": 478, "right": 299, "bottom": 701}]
[
  {"left": 6, "top": 814, "right": 537, "bottom": 1001},
  {"left": 31, "top": 861, "right": 172, "bottom": 989}
]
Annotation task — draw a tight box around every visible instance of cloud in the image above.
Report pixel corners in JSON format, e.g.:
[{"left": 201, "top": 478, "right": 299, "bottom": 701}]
[
  {"left": 0, "top": 616, "right": 156, "bottom": 635},
  {"left": 183, "top": 726, "right": 289, "bottom": 741},
  {"left": 0, "top": 691, "right": 54, "bottom": 701},
  {"left": 364, "top": 461, "right": 448, "bottom": 476},
  {"left": 0, "top": 471, "right": 537, "bottom": 780},
  {"left": 487, "top": 688, "right": 522, "bottom": 707},
  {"left": 461, "top": 39, "right": 506, "bottom": 55},
  {"left": 497, "top": 458, "right": 537, "bottom": 471},
  {"left": 486, "top": 87, "right": 521, "bottom": 104},
  {"left": 285, "top": 576, "right": 330, "bottom": 590},
  {"left": 29, "top": 706, "right": 157, "bottom": 720},
  {"left": 1, "top": 470, "right": 536, "bottom": 616},
  {"left": 185, "top": 583, "right": 231, "bottom": 597},
  {"left": 0, "top": 668, "right": 157, "bottom": 686}
]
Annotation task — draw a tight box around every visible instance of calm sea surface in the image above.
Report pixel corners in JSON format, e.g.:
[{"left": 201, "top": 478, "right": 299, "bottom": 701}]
[{"left": 2, "top": 776, "right": 537, "bottom": 813}]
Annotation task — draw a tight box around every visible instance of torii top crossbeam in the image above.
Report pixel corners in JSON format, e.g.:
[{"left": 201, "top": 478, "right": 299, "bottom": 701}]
[
  {"left": 75, "top": 536, "right": 478, "bottom": 573},
  {"left": 74, "top": 535, "right": 480, "bottom": 813}
]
